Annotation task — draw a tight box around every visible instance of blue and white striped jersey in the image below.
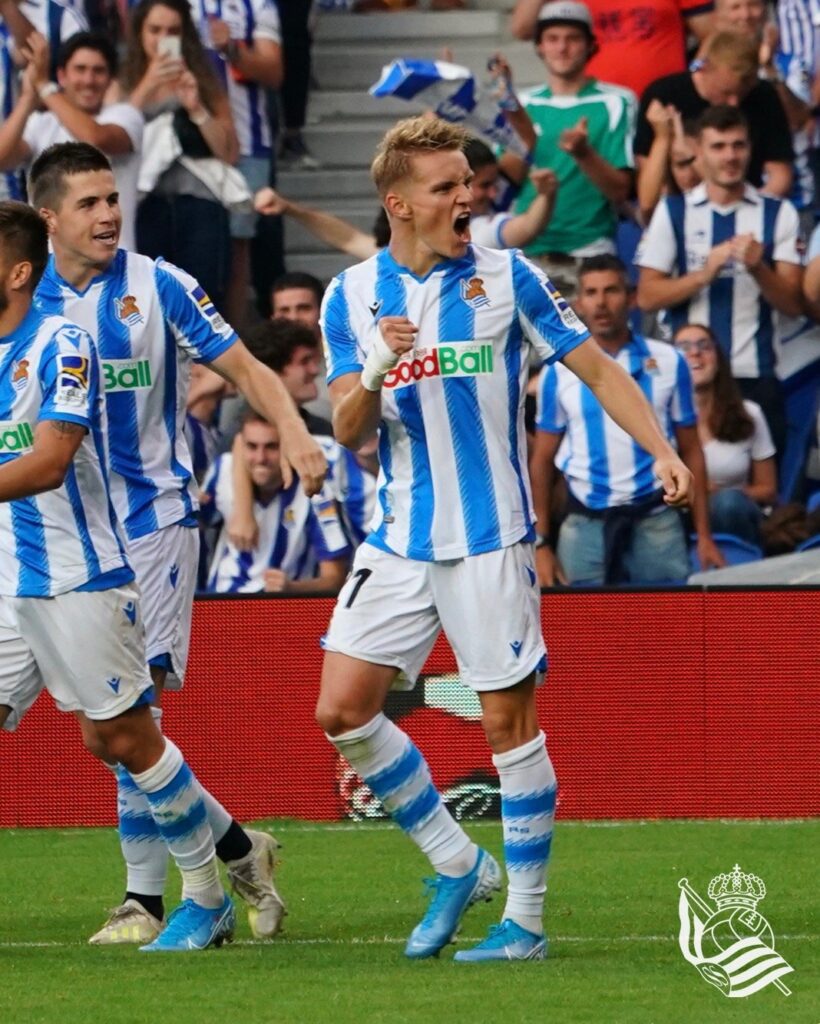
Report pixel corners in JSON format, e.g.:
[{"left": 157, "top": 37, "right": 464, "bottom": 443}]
[
  {"left": 200, "top": 452, "right": 351, "bottom": 593},
  {"left": 536, "top": 334, "right": 696, "bottom": 510},
  {"left": 636, "top": 184, "right": 802, "bottom": 379},
  {"left": 322, "top": 244, "right": 589, "bottom": 561},
  {"left": 35, "top": 249, "right": 237, "bottom": 541},
  {"left": 314, "top": 434, "right": 377, "bottom": 548},
  {"left": 0, "top": 306, "right": 131, "bottom": 597},
  {"left": 190, "top": 0, "right": 280, "bottom": 157}
]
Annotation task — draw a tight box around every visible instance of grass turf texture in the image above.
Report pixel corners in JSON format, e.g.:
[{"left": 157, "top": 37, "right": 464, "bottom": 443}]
[{"left": 0, "top": 819, "right": 817, "bottom": 1024}]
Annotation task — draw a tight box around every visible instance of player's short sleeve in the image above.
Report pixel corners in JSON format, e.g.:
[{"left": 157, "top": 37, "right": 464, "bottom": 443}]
[
  {"left": 634, "top": 200, "right": 679, "bottom": 273},
  {"left": 38, "top": 322, "right": 98, "bottom": 427},
  {"left": 253, "top": 0, "right": 281, "bottom": 42},
  {"left": 321, "top": 273, "right": 364, "bottom": 384},
  {"left": 746, "top": 402, "right": 776, "bottom": 461},
  {"left": 154, "top": 259, "right": 238, "bottom": 363},
  {"left": 772, "top": 199, "right": 801, "bottom": 265},
  {"left": 511, "top": 252, "right": 589, "bottom": 364},
  {"left": 58, "top": 3, "right": 88, "bottom": 39},
  {"left": 97, "top": 103, "right": 144, "bottom": 153},
  {"left": 535, "top": 364, "right": 566, "bottom": 433},
  {"left": 307, "top": 494, "right": 351, "bottom": 561},
  {"left": 670, "top": 350, "right": 697, "bottom": 427}
]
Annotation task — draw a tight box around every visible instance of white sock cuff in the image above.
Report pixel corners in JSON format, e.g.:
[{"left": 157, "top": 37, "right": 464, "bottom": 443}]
[
  {"left": 130, "top": 739, "right": 183, "bottom": 793},
  {"left": 325, "top": 712, "right": 388, "bottom": 749},
  {"left": 492, "top": 731, "right": 547, "bottom": 771}
]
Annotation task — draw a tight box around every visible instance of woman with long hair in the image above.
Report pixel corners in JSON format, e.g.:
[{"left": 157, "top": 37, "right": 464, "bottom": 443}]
[
  {"left": 673, "top": 323, "right": 777, "bottom": 544},
  {"left": 122, "top": 0, "right": 239, "bottom": 311}
]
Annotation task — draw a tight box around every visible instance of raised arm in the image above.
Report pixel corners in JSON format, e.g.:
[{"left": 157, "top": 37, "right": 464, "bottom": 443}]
[
  {"left": 255, "top": 187, "right": 379, "bottom": 260},
  {"left": 499, "top": 169, "right": 557, "bottom": 249}
]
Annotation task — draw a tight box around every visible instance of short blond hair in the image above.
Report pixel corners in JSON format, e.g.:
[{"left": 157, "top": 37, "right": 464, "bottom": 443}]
[
  {"left": 699, "top": 31, "right": 758, "bottom": 77},
  {"left": 371, "top": 116, "right": 469, "bottom": 196}
]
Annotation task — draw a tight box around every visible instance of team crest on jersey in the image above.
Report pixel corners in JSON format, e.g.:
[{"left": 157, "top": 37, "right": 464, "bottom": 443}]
[
  {"left": 11, "top": 359, "right": 29, "bottom": 393},
  {"left": 283, "top": 507, "right": 296, "bottom": 525},
  {"left": 190, "top": 285, "right": 228, "bottom": 333},
  {"left": 460, "top": 276, "right": 490, "bottom": 309},
  {"left": 644, "top": 357, "right": 660, "bottom": 376},
  {"left": 114, "top": 294, "right": 144, "bottom": 326}
]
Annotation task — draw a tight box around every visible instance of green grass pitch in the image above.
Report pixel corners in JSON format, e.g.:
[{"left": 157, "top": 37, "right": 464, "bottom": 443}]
[{"left": 1, "top": 819, "right": 817, "bottom": 1024}]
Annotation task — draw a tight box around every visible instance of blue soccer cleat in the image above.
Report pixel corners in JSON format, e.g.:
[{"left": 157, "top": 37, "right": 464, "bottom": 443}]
[
  {"left": 139, "top": 895, "right": 235, "bottom": 952},
  {"left": 404, "top": 848, "right": 502, "bottom": 959},
  {"left": 453, "top": 918, "right": 547, "bottom": 962}
]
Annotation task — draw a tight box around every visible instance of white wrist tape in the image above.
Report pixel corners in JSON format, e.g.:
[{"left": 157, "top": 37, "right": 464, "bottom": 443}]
[{"left": 361, "top": 333, "right": 402, "bottom": 392}]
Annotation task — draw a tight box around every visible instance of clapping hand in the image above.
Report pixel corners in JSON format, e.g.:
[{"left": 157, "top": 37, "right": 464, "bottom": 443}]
[{"left": 558, "top": 116, "right": 590, "bottom": 158}]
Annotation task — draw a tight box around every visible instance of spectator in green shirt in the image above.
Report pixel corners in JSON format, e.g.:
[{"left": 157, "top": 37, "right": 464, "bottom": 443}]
[{"left": 500, "top": 0, "right": 636, "bottom": 299}]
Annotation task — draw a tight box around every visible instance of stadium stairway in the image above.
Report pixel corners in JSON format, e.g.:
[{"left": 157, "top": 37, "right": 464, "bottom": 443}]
[{"left": 278, "top": 2, "right": 545, "bottom": 282}]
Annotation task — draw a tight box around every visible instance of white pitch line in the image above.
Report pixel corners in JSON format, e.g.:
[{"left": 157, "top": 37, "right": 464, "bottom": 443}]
[{"left": 0, "top": 934, "right": 815, "bottom": 950}]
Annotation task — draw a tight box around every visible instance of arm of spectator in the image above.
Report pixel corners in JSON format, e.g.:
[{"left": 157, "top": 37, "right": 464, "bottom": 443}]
[
  {"left": 175, "top": 70, "right": 239, "bottom": 166},
  {"left": 760, "top": 160, "right": 793, "bottom": 198},
  {"left": 209, "top": 18, "right": 283, "bottom": 91},
  {"left": 499, "top": 169, "right": 557, "bottom": 249},
  {"left": 759, "top": 25, "right": 810, "bottom": 132},
  {"left": 0, "top": 0, "right": 37, "bottom": 53},
  {"left": 558, "top": 116, "right": 632, "bottom": 205},
  {"left": 127, "top": 52, "right": 185, "bottom": 111},
  {"left": 0, "top": 65, "right": 35, "bottom": 170},
  {"left": 803, "top": 251, "right": 820, "bottom": 321},
  {"left": 488, "top": 52, "right": 536, "bottom": 153},
  {"left": 674, "top": 423, "right": 725, "bottom": 570},
  {"left": 509, "top": 0, "right": 543, "bottom": 40},
  {"left": 732, "top": 234, "right": 803, "bottom": 317},
  {"left": 745, "top": 456, "right": 777, "bottom": 506},
  {"left": 637, "top": 240, "right": 735, "bottom": 311},
  {"left": 263, "top": 556, "right": 348, "bottom": 595},
  {"left": 636, "top": 101, "right": 676, "bottom": 224},
  {"left": 683, "top": 8, "right": 715, "bottom": 41},
  {"left": 254, "top": 187, "right": 379, "bottom": 260},
  {"left": 562, "top": 339, "right": 693, "bottom": 506},
  {"left": 226, "top": 433, "right": 259, "bottom": 552},
  {"left": 208, "top": 340, "right": 327, "bottom": 495},
  {"left": 529, "top": 427, "right": 567, "bottom": 586}
]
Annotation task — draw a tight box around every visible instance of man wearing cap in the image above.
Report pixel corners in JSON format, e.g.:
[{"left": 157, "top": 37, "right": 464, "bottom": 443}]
[{"left": 499, "top": 1, "right": 636, "bottom": 300}]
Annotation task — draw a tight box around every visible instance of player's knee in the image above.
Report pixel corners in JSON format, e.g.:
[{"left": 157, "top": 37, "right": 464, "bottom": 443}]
[
  {"left": 315, "top": 696, "right": 370, "bottom": 737},
  {"left": 481, "top": 707, "right": 537, "bottom": 754},
  {"left": 75, "top": 713, "right": 109, "bottom": 760}
]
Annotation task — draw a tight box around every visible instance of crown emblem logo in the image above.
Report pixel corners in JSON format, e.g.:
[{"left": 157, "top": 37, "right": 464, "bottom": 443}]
[{"left": 707, "top": 864, "right": 766, "bottom": 911}]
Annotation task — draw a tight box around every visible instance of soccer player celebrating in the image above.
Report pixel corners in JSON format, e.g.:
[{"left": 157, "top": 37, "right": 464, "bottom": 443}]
[
  {"left": 316, "top": 116, "right": 694, "bottom": 962},
  {"left": 27, "top": 142, "right": 326, "bottom": 946},
  {"left": 0, "top": 200, "right": 233, "bottom": 952}
]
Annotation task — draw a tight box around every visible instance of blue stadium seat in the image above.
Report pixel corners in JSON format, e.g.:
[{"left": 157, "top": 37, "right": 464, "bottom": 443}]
[
  {"left": 690, "top": 532, "right": 764, "bottom": 572},
  {"left": 796, "top": 533, "right": 820, "bottom": 552}
]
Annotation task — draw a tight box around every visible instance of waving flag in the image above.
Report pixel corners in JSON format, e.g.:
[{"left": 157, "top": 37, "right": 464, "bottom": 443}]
[{"left": 369, "top": 59, "right": 529, "bottom": 159}]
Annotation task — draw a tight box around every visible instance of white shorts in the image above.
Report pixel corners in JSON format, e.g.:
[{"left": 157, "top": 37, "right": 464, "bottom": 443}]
[
  {"left": 127, "top": 524, "right": 199, "bottom": 688},
  {"left": 323, "top": 542, "right": 546, "bottom": 692},
  {"left": 0, "top": 583, "right": 152, "bottom": 725}
]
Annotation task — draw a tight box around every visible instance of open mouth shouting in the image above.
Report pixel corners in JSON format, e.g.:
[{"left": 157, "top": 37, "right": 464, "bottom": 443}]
[{"left": 453, "top": 211, "right": 472, "bottom": 243}]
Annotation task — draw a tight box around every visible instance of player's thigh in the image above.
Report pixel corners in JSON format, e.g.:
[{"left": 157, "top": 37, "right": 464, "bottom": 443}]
[
  {"left": 127, "top": 524, "right": 198, "bottom": 688},
  {"left": 625, "top": 508, "right": 690, "bottom": 583},
  {"left": 433, "top": 542, "right": 546, "bottom": 692},
  {"left": 0, "top": 597, "right": 42, "bottom": 733},
  {"left": 13, "top": 584, "right": 152, "bottom": 721},
  {"left": 322, "top": 545, "right": 440, "bottom": 686},
  {"left": 557, "top": 513, "right": 605, "bottom": 585}
]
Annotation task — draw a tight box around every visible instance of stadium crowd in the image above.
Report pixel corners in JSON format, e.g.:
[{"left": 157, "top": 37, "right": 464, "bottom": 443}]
[{"left": 1, "top": 0, "right": 819, "bottom": 590}]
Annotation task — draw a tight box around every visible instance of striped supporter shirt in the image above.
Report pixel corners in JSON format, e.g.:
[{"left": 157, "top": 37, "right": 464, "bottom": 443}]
[
  {"left": 636, "top": 183, "right": 802, "bottom": 379},
  {"left": 536, "top": 333, "right": 696, "bottom": 509},
  {"left": 321, "top": 243, "right": 589, "bottom": 561}
]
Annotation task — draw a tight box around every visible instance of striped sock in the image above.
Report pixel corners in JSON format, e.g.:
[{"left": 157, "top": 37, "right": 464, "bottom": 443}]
[
  {"left": 494, "top": 731, "right": 557, "bottom": 936},
  {"left": 116, "top": 766, "right": 168, "bottom": 898},
  {"left": 329, "top": 713, "right": 476, "bottom": 876},
  {"left": 129, "top": 739, "right": 222, "bottom": 908}
]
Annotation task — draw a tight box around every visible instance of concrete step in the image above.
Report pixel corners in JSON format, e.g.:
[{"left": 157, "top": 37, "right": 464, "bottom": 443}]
[
  {"left": 313, "top": 40, "right": 545, "bottom": 91},
  {"left": 277, "top": 168, "right": 375, "bottom": 201},
  {"left": 302, "top": 120, "right": 392, "bottom": 168},
  {"left": 314, "top": 9, "right": 502, "bottom": 42},
  {"left": 308, "top": 89, "right": 426, "bottom": 120},
  {"left": 284, "top": 250, "right": 360, "bottom": 283}
]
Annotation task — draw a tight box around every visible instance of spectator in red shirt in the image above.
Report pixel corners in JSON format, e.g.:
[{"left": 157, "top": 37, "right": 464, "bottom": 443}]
[{"left": 510, "top": 0, "right": 715, "bottom": 98}]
